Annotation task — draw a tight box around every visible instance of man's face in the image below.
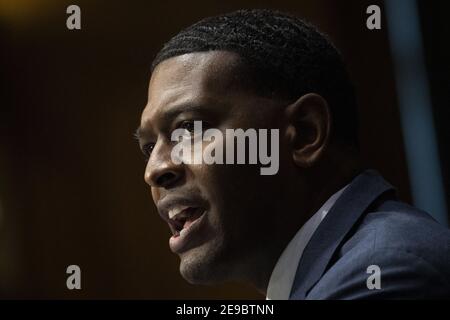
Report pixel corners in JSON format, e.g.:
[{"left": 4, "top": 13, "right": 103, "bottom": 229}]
[{"left": 138, "top": 51, "right": 295, "bottom": 284}]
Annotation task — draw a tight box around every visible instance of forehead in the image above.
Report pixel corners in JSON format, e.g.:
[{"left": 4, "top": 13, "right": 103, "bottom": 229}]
[{"left": 142, "top": 51, "right": 244, "bottom": 125}]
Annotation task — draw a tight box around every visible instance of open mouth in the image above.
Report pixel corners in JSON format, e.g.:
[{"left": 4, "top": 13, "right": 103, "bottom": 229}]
[
  {"left": 168, "top": 206, "right": 205, "bottom": 238},
  {"left": 166, "top": 206, "right": 207, "bottom": 254}
]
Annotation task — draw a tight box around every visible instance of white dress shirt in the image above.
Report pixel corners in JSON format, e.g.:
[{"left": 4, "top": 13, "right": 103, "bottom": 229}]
[{"left": 266, "top": 185, "right": 348, "bottom": 300}]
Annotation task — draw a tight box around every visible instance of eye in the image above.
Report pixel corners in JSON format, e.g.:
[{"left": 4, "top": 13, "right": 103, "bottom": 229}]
[
  {"left": 179, "top": 120, "right": 196, "bottom": 133},
  {"left": 142, "top": 142, "right": 155, "bottom": 161},
  {"left": 178, "top": 120, "right": 211, "bottom": 133}
]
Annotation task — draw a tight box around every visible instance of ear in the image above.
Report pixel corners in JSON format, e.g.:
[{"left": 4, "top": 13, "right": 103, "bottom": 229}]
[{"left": 284, "top": 93, "right": 331, "bottom": 168}]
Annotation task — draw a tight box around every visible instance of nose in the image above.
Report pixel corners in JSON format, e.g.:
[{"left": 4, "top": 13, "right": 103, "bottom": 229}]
[{"left": 144, "top": 141, "right": 184, "bottom": 189}]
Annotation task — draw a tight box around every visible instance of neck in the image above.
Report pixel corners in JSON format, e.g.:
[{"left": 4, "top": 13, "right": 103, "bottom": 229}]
[
  {"left": 308, "top": 152, "right": 362, "bottom": 217},
  {"left": 250, "top": 149, "right": 362, "bottom": 295}
]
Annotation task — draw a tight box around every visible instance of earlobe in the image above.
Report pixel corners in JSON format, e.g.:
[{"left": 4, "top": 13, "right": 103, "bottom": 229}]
[{"left": 284, "top": 93, "right": 331, "bottom": 168}]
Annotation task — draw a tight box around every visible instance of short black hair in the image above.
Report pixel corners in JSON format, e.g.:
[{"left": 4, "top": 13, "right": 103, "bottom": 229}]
[{"left": 152, "top": 9, "right": 359, "bottom": 148}]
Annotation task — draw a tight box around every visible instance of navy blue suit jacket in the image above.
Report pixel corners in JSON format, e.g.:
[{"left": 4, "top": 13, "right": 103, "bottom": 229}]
[{"left": 290, "top": 170, "right": 450, "bottom": 299}]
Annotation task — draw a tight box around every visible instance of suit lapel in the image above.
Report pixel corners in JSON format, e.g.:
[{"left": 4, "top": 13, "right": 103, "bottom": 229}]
[{"left": 289, "top": 170, "right": 395, "bottom": 299}]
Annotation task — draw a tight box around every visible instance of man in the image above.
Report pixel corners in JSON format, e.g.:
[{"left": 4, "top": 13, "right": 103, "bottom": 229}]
[{"left": 136, "top": 9, "right": 450, "bottom": 299}]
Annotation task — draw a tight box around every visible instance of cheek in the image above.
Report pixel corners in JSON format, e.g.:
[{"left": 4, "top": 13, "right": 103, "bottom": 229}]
[
  {"left": 151, "top": 187, "right": 160, "bottom": 204},
  {"left": 198, "top": 163, "right": 268, "bottom": 219},
  {"left": 187, "top": 162, "right": 242, "bottom": 217}
]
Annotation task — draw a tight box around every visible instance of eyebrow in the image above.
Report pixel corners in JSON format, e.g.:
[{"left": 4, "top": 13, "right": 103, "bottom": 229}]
[{"left": 134, "top": 102, "right": 218, "bottom": 143}]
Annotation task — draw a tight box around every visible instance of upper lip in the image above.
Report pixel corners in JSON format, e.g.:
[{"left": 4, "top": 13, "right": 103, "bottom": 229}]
[{"left": 156, "top": 195, "right": 208, "bottom": 233}]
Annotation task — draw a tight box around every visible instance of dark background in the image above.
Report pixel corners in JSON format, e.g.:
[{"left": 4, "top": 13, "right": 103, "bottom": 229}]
[{"left": 0, "top": 0, "right": 448, "bottom": 298}]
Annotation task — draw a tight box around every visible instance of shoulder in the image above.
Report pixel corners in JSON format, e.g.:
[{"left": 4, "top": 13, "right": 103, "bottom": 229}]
[{"left": 307, "top": 200, "right": 450, "bottom": 299}]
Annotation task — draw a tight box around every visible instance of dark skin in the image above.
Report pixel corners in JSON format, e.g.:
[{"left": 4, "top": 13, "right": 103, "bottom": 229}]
[{"left": 137, "top": 50, "right": 361, "bottom": 294}]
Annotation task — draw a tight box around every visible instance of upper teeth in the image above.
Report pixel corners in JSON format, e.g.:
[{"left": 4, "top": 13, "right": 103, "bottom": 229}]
[{"left": 168, "top": 206, "right": 190, "bottom": 220}]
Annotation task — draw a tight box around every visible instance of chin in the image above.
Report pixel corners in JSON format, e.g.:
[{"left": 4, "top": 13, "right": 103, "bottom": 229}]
[{"left": 178, "top": 244, "right": 230, "bottom": 285}]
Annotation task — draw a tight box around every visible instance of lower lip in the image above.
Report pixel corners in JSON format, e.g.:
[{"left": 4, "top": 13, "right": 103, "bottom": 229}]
[{"left": 169, "top": 210, "right": 207, "bottom": 254}]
